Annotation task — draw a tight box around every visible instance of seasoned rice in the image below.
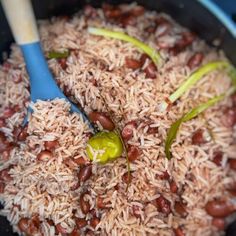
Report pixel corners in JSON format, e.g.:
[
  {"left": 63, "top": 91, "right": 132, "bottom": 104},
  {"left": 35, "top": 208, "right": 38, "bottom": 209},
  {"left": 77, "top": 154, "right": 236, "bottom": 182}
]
[{"left": 0, "top": 3, "right": 235, "bottom": 236}]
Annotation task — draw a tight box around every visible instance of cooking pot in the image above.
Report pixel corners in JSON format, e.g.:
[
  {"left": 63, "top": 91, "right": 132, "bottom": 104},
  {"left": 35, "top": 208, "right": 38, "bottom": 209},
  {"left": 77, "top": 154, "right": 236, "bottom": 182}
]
[{"left": 0, "top": 0, "right": 235, "bottom": 235}]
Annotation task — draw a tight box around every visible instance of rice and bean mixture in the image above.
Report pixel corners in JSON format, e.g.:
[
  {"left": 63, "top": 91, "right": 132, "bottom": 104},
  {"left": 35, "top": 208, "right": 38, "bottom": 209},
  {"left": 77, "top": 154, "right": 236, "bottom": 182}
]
[{"left": 0, "top": 3, "right": 236, "bottom": 236}]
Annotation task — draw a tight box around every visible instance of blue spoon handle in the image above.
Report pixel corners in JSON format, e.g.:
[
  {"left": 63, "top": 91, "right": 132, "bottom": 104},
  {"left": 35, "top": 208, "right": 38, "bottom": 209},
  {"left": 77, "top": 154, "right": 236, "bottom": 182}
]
[
  {"left": 1, "top": 0, "right": 63, "bottom": 102},
  {"left": 21, "top": 42, "right": 63, "bottom": 102},
  {"left": 1, "top": 0, "right": 94, "bottom": 131}
]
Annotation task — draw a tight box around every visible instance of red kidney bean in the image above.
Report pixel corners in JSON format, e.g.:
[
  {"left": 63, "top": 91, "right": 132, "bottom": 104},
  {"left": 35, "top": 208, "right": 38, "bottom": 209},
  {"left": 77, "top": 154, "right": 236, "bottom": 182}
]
[
  {"left": 75, "top": 218, "right": 87, "bottom": 229},
  {"left": 44, "top": 140, "right": 59, "bottom": 151},
  {"left": 187, "top": 53, "right": 204, "bottom": 70},
  {"left": 18, "top": 126, "right": 28, "bottom": 141},
  {"left": 0, "top": 182, "right": 5, "bottom": 193},
  {"left": 69, "top": 228, "right": 81, "bottom": 236},
  {"left": 169, "top": 179, "right": 178, "bottom": 193},
  {"left": 227, "top": 182, "right": 236, "bottom": 196},
  {"left": 13, "top": 126, "right": 28, "bottom": 142},
  {"left": 90, "top": 217, "right": 100, "bottom": 229},
  {"left": 174, "top": 227, "right": 185, "bottom": 236},
  {"left": 231, "top": 93, "right": 236, "bottom": 106},
  {"left": 174, "top": 201, "right": 188, "bottom": 217},
  {"left": 0, "top": 131, "right": 8, "bottom": 152},
  {"left": 128, "top": 146, "right": 140, "bottom": 162},
  {"left": 229, "top": 159, "right": 236, "bottom": 170},
  {"left": 140, "top": 54, "right": 149, "bottom": 66},
  {"left": 192, "top": 129, "right": 208, "bottom": 145},
  {"left": 121, "top": 121, "right": 137, "bottom": 140},
  {"left": 3, "top": 107, "right": 15, "bottom": 118},
  {"left": 169, "top": 46, "right": 181, "bottom": 56},
  {"left": 30, "top": 216, "right": 40, "bottom": 233},
  {"left": 132, "top": 205, "right": 142, "bottom": 218},
  {"left": 37, "top": 150, "right": 53, "bottom": 161},
  {"left": 88, "top": 112, "right": 115, "bottom": 131},
  {"left": 125, "top": 57, "right": 142, "bottom": 70},
  {"left": 2, "top": 144, "right": 15, "bottom": 161},
  {"left": 212, "top": 218, "right": 225, "bottom": 230},
  {"left": 56, "top": 224, "right": 67, "bottom": 234},
  {"left": 78, "top": 165, "right": 92, "bottom": 182},
  {"left": 70, "top": 180, "right": 80, "bottom": 191},
  {"left": 0, "top": 134, "right": 15, "bottom": 160},
  {"left": 144, "top": 62, "right": 157, "bottom": 79},
  {"left": 227, "top": 188, "right": 236, "bottom": 196},
  {"left": 212, "top": 152, "right": 223, "bottom": 166},
  {"left": 122, "top": 172, "right": 132, "bottom": 184},
  {"left": 221, "top": 108, "right": 236, "bottom": 127},
  {"left": 73, "top": 156, "right": 88, "bottom": 166},
  {"left": 177, "top": 32, "right": 195, "bottom": 48},
  {"left": 18, "top": 218, "right": 30, "bottom": 233},
  {"left": 156, "top": 195, "right": 171, "bottom": 215},
  {"left": 18, "top": 217, "right": 39, "bottom": 235},
  {"left": 59, "top": 58, "right": 67, "bottom": 70},
  {"left": 205, "top": 199, "right": 236, "bottom": 217},
  {"left": 0, "top": 118, "right": 6, "bottom": 128},
  {"left": 0, "top": 168, "right": 13, "bottom": 182},
  {"left": 102, "top": 4, "right": 122, "bottom": 19},
  {"left": 97, "top": 196, "right": 107, "bottom": 209},
  {"left": 170, "top": 32, "right": 195, "bottom": 55},
  {"left": 119, "top": 13, "right": 136, "bottom": 27},
  {"left": 80, "top": 193, "right": 90, "bottom": 214},
  {"left": 158, "top": 171, "right": 170, "bottom": 180}
]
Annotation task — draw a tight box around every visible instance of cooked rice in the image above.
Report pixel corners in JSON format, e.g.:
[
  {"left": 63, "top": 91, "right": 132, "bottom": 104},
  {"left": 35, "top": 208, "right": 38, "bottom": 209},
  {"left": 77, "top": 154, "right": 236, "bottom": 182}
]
[{"left": 0, "top": 3, "right": 235, "bottom": 236}]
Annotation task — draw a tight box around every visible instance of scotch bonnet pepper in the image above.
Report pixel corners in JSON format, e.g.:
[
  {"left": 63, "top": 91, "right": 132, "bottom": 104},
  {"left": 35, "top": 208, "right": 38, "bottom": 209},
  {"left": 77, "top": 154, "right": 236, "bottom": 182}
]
[{"left": 86, "top": 131, "right": 123, "bottom": 163}]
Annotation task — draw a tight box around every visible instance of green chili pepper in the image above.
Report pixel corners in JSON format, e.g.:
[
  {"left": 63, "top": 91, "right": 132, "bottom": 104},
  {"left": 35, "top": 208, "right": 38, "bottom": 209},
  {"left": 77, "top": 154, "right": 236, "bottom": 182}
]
[
  {"left": 47, "top": 50, "right": 69, "bottom": 59},
  {"left": 86, "top": 131, "right": 123, "bottom": 164},
  {"left": 88, "top": 27, "right": 162, "bottom": 66},
  {"left": 165, "top": 65, "right": 236, "bottom": 160},
  {"left": 159, "top": 61, "right": 230, "bottom": 111},
  {"left": 165, "top": 94, "right": 225, "bottom": 160}
]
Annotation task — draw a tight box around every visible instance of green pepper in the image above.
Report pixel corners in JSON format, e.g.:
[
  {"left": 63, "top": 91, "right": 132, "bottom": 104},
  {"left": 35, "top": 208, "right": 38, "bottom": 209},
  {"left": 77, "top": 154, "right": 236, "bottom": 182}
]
[
  {"left": 86, "top": 131, "right": 123, "bottom": 164},
  {"left": 47, "top": 50, "right": 69, "bottom": 59}
]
